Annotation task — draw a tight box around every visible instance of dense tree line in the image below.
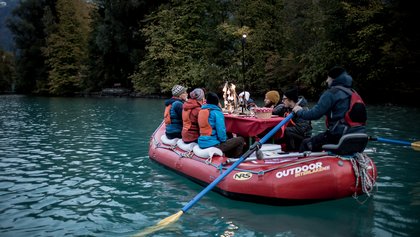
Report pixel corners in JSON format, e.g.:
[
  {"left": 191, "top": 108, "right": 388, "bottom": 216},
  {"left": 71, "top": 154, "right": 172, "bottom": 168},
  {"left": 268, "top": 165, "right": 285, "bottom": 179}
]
[{"left": 1, "top": 0, "right": 419, "bottom": 104}]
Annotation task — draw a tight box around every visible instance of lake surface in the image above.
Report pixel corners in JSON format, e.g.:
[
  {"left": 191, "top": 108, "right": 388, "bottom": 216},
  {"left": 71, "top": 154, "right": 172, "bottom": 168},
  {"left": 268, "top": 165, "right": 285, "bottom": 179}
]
[{"left": 0, "top": 95, "right": 419, "bottom": 237}]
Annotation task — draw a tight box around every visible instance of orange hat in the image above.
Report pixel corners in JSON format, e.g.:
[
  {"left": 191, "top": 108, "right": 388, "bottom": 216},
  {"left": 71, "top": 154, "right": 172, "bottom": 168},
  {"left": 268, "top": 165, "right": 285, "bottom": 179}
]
[{"left": 265, "top": 90, "right": 280, "bottom": 104}]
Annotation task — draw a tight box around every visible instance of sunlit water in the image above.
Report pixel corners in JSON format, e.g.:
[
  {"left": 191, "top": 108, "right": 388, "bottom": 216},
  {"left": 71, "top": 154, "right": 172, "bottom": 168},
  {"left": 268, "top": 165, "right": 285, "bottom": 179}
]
[{"left": 0, "top": 95, "right": 419, "bottom": 237}]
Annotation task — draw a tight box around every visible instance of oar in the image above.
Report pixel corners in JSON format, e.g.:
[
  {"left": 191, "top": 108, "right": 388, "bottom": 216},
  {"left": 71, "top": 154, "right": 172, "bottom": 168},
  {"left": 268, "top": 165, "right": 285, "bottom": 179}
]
[
  {"left": 369, "top": 136, "right": 420, "bottom": 150},
  {"left": 133, "top": 111, "right": 297, "bottom": 237}
]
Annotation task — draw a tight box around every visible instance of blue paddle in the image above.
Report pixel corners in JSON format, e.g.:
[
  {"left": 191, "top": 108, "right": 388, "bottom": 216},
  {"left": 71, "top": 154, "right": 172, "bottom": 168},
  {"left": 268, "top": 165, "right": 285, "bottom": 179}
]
[
  {"left": 369, "top": 136, "right": 420, "bottom": 150},
  {"left": 133, "top": 111, "right": 297, "bottom": 237}
]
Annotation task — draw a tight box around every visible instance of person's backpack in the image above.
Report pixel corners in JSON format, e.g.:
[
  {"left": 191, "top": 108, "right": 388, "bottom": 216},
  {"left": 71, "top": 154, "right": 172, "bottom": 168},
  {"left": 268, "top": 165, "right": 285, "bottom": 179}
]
[{"left": 335, "top": 86, "right": 367, "bottom": 127}]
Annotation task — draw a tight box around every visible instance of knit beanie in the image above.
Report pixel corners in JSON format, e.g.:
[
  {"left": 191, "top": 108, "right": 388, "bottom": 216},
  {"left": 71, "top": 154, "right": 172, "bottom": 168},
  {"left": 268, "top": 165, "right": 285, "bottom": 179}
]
[
  {"left": 265, "top": 90, "right": 280, "bottom": 105},
  {"left": 189, "top": 88, "right": 205, "bottom": 100},
  {"left": 284, "top": 87, "right": 298, "bottom": 103},
  {"left": 206, "top": 92, "right": 219, "bottom": 105},
  {"left": 328, "top": 66, "right": 346, "bottom": 79},
  {"left": 171, "top": 85, "right": 187, "bottom": 97}
]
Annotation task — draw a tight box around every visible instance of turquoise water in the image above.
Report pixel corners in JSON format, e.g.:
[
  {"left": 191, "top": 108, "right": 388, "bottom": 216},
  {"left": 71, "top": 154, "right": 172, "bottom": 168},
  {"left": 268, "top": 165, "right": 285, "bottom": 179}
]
[{"left": 0, "top": 95, "right": 419, "bottom": 237}]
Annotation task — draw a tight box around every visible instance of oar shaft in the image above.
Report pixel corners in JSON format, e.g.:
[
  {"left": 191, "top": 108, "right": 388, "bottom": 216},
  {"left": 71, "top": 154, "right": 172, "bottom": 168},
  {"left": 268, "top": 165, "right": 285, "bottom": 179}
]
[
  {"left": 375, "top": 137, "right": 412, "bottom": 146},
  {"left": 181, "top": 112, "right": 295, "bottom": 213},
  {"left": 181, "top": 155, "right": 245, "bottom": 212}
]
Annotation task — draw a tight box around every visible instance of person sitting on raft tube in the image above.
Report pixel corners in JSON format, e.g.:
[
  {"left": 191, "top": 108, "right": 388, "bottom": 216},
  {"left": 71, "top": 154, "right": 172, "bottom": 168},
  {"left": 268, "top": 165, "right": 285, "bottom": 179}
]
[
  {"left": 198, "top": 92, "right": 245, "bottom": 158},
  {"left": 182, "top": 88, "right": 205, "bottom": 143},
  {"left": 164, "top": 85, "right": 188, "bottom": 139}
]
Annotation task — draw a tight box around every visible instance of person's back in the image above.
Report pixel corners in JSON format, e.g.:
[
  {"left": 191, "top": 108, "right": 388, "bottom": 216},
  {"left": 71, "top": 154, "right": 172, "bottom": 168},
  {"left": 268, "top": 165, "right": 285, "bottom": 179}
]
[
  {"left": 182, "top": 88, "right": 205, "bottom": 143},
  {"left": 197, "top": 93, "right": 227, "bottom": 148},
  {"left": 164, "top": 85, "right": 188, "bottom": 139},
  {"left": 292, "top": 66, "right": 366, "bottom": 152},
  {"left": 198, "top": 92, "right": 245, "bottom": 158}
]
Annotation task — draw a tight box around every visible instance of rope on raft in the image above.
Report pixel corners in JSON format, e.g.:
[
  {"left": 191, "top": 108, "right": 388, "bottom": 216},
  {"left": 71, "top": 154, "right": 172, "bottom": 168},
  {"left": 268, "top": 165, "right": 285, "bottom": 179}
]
[{"left": 351, "top": 153, "right": 377, "bottom": 204}]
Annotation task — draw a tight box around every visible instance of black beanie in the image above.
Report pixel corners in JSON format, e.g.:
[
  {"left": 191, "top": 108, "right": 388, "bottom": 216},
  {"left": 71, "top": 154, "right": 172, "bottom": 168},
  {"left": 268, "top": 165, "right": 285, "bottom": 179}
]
[
  {"left": 328, "top": 66, "right": 346, "bottom": 79},
  {"left": 284, "top": 87, "right": 299, "bottom": 103},
  {"left": 206, "top": 92, "right": 219, "bottom": 105}
]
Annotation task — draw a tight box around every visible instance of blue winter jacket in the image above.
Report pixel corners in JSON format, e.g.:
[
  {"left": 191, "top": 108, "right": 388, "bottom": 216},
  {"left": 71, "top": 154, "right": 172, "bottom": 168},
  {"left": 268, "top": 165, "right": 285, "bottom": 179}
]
[
  {"left": 296, "top": 71, "right": 366, "bottom": 135},
  {"left": 164, "top": 97, "right": 184, "bottom": 138},
  {"left": 197, "top": 104, "right": 227, "bottom": 148}
]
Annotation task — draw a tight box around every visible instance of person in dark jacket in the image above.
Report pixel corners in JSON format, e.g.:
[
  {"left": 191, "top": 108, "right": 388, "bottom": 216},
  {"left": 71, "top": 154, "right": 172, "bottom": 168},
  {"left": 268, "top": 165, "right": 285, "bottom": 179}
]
[
  {"left": 273, "top": 87, "right": 312, "bottom": 151},
  {"left": 292, "top": 66, "right": 366, "bottom": 152},
  {"left": 164, "top": 85, "right": 188, "bottom": 139}
]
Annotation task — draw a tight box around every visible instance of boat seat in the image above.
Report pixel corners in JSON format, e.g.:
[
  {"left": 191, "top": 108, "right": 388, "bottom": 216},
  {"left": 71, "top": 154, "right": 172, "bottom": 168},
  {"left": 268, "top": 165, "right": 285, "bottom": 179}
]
[
  {"left": 193, "top": 145, "right": 223, "bottom": 159},
  {"left": 160, "top": 134, "right": 179, "bottom": 146},
  {"left": 176, "top": 140, "right": 197, "bottom": 152},
  {"left": 322, "top": 133, "right": 368, "bottom": 155}
]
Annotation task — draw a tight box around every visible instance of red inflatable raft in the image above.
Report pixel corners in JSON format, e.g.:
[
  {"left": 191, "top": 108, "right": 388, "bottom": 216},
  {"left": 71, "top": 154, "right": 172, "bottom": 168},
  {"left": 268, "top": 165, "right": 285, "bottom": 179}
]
[{"left": 149, "top": 121, "right": 377, "bottom": 205}]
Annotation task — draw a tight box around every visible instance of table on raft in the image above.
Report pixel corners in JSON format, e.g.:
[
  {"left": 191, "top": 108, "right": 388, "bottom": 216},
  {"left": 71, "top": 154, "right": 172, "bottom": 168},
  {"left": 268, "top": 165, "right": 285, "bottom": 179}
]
[{"left": 223, "top": 113, "right": 286, "bottom": 144}]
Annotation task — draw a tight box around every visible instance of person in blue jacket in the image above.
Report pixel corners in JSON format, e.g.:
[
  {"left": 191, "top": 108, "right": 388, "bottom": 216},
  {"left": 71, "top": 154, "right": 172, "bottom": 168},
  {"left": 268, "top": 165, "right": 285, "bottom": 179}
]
[
  {"left": 292, "top": 66, "right": 366, "bottom": 152},
  {"left": 164, "top": 85, "right": 188, "bottom": 139},
  {"left": 198, "top": 92, "right": 245, "bottom": 158}
]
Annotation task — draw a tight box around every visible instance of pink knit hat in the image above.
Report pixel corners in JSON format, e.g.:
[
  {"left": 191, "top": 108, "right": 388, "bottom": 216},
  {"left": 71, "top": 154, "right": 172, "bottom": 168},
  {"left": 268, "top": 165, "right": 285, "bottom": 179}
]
[{"left": 189, "top": 88, "right": 204, "bottom": 100}]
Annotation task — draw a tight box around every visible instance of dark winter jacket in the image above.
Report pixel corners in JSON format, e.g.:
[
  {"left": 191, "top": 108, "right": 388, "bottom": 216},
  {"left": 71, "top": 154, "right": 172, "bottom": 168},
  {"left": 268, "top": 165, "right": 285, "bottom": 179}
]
[
  {"left": 295, "top": 72, "right": 366, "bottom": 135},
  {"left": 273, "top": 96, "right": 312, "bottom": 138},
  {"left": 164, "top": 97, "right": 184, "bottom": 139}
]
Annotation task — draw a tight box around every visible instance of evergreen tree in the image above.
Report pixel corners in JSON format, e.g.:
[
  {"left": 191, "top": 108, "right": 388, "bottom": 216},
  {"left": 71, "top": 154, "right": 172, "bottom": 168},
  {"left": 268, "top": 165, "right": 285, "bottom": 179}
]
[
  {"left": 6, "top": 0, "right": 53, "bottom": 94},
  {"left": 86, "top": 0, "right": 165, "bottom": 92},
  {"left": 131, "top": 0, "right": 238, "bottom": 94},
  {"left": 43, "top": 0, "right": 90, "bottom": 95}
]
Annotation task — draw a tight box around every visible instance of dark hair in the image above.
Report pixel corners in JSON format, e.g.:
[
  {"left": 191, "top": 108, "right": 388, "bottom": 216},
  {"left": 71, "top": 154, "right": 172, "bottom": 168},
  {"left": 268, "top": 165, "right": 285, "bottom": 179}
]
[
  {"left": 206, "top": 92, "right": 219, "bottom": 105},
  {"left": 328, "top": 66, "right": 346, "bottom": 79},
  {"left": 284, "top": 87, "right": 299, "bottom": 103}
]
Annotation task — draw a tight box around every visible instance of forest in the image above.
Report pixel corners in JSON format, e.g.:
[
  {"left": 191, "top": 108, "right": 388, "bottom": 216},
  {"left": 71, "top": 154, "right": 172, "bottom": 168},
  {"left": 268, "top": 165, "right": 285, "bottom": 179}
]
[{"left": 0, "top": 0, "right": 419, "bottom": 105}]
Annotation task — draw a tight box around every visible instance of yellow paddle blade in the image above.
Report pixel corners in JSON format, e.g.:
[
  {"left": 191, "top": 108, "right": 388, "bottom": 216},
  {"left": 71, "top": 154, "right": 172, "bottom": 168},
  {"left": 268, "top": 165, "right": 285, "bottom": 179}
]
[
  {"left": 412, "top": 141, "right": 420, "bottom": 151},
  {"left": 157, "top": 210, "right": 183, "bottom": 225},
  {"left": 132, "top": 211, "right": 183, "bottom": 237}
]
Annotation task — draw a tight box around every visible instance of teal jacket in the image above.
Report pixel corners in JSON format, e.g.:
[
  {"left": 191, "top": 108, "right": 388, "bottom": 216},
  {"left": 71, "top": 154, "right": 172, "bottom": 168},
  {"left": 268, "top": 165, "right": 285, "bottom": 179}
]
[{"left": 197, "top": 104, "right": 227, "bottom": 148}]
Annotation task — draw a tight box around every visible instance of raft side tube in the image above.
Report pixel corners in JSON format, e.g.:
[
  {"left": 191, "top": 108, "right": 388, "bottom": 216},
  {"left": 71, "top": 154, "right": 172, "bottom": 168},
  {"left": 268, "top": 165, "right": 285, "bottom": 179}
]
[{"left": 193, "top": 145, "right": 223, "bottom": 158}]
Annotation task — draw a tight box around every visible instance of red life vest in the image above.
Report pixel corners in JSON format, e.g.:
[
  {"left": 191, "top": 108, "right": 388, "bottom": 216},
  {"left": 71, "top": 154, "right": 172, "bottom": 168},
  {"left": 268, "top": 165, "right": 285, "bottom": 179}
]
[
  {"left": 283, "top": 111, "right": 296, "bottom": 127},
  {"left": 326, "top": 86, "right": 367, "bottom": 127},
  {"left": 347, "top": 93, "right": 366, "bottom": 126},
  {"left": 182, "top": 100, "right": 202, "bottom": 142},
  {"left": 198, "top": 109, "right": 212, "bottom": 136},
  {"left": 164, "top": 104, "right": 172, "bottom": 125}
]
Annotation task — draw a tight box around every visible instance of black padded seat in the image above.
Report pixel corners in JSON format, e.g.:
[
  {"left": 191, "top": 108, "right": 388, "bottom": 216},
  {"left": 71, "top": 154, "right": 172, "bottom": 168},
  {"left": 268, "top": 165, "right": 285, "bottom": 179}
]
[{"left": 322, "top": 133, "right": 368, "bottom": 155}]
